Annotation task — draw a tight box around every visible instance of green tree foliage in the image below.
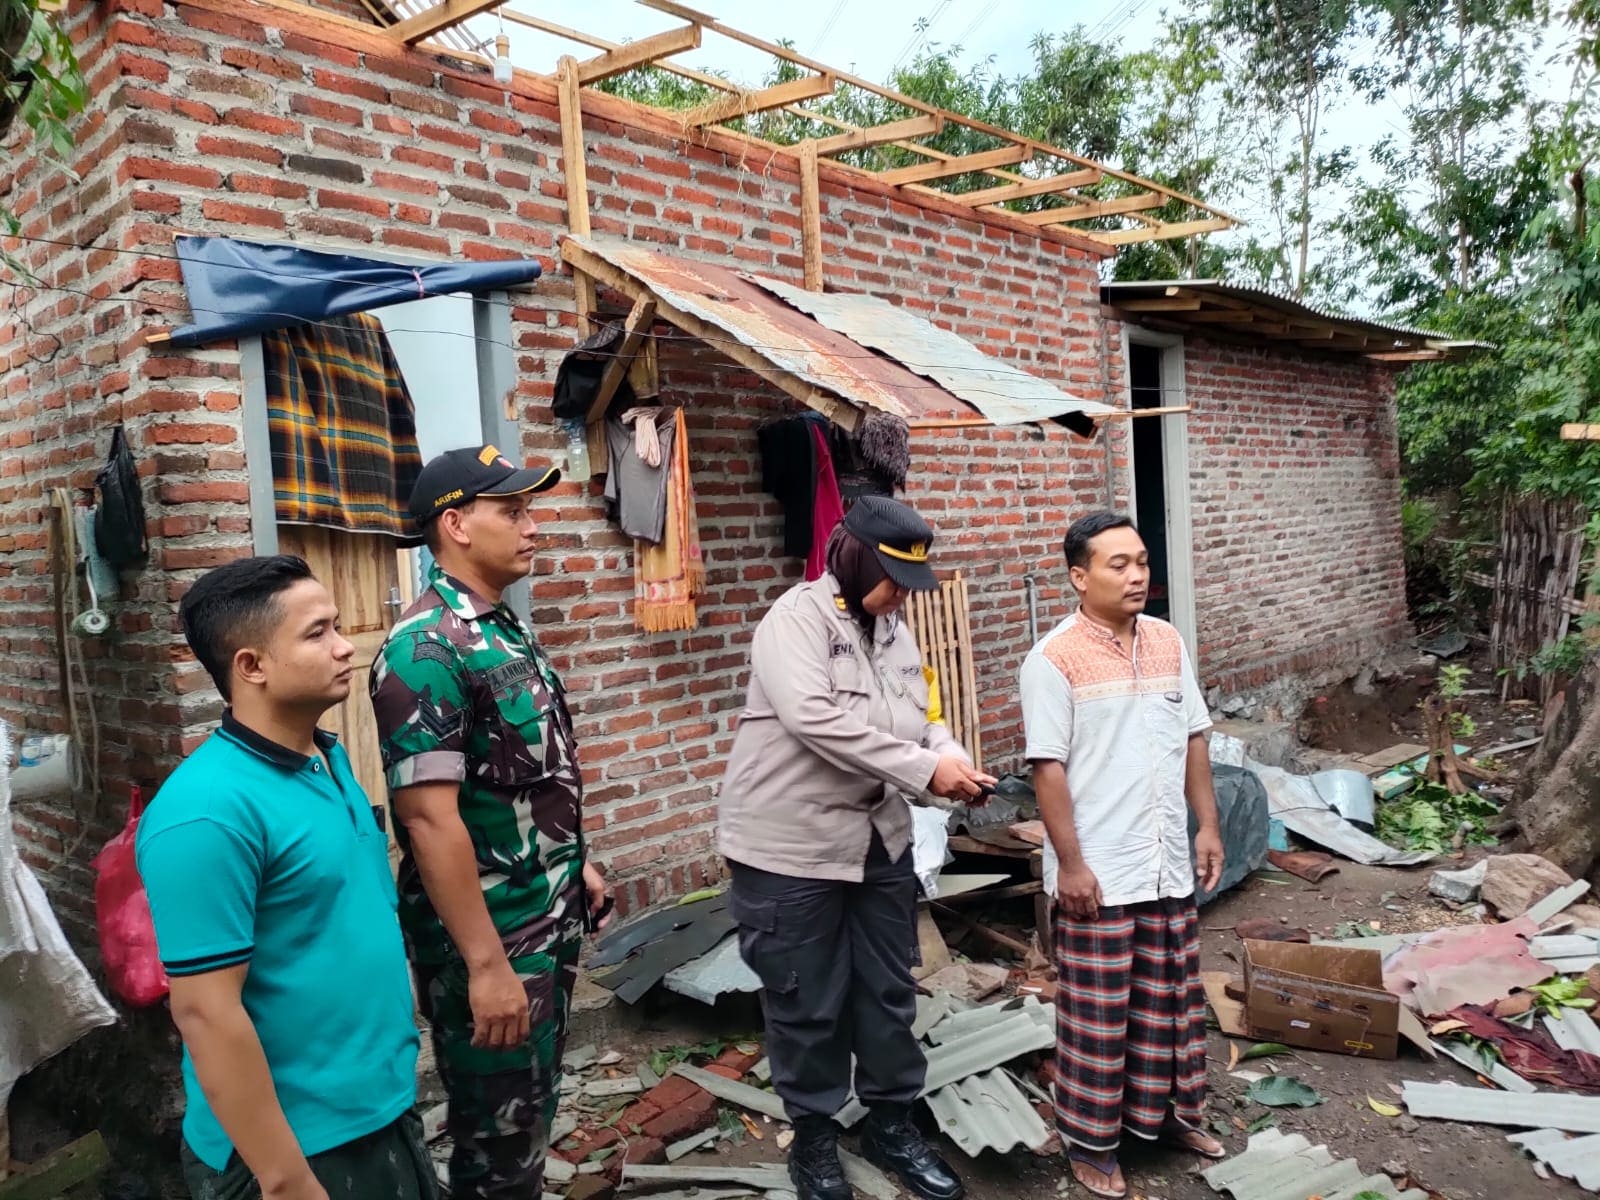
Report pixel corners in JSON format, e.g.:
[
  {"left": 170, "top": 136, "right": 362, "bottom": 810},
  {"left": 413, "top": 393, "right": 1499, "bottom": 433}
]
[{"left": 1, "top": 0, "right": 88, "bottom": 274}]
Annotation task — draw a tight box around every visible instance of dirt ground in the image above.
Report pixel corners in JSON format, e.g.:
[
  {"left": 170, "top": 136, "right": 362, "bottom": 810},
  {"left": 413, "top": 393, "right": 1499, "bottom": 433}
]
[{"left": 585, "top": 855, "right": 1583, "bottom": 1200}]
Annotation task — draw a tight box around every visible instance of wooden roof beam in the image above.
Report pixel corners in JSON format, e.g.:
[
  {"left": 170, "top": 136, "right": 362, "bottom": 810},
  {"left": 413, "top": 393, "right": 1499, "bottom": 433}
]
[
  {"left": 1114, "top": 297, "right": 1204, "bottom": 312},
  {"left": 959, "top": 168, "right": 1103, "bottom": 207},
  {"left": 1087, "top": 218, "right": 1236, "bottom": 246},
  {"left": 389, "top": 0, "right": 501, "bottom": 44},
  {"left": 812, "top": 114, "right": 945, "bottom": 156},
  {"left": 1012, "top": 191, "right": 1164, "bottom": 225},
  {"left": 686, "top": 74, "right": 836, "bottom": 127},
  {"left": 877, "top": 145, "right": 1030, "bottom": 186},
  {"left": 575, "top": 23, "right": 702, "bottom": 83},
  {"left": 1184, "top": 308, "right": 1257, "bottom": 323}
]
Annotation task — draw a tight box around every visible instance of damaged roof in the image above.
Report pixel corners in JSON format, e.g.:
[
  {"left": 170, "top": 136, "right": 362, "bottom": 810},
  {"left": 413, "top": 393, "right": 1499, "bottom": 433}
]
[
  {"left": 1101, "top": 280, "right": 1491, "bottom": 362},
  {"left": 562, "top": 234, "right": 1111, "bottom": 428}
]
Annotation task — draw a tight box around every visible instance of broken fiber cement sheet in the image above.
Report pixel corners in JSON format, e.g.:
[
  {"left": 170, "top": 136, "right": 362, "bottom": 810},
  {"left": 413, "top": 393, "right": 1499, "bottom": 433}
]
[
  {"left": 1203, "top": 1128, "right": 1428, "bottom": 1200},
  {"left": 1403, "top": 1081, "right": 1600, "bottom": 1133},
  {"left": 1246, "top": 758, "right": 1437, "bottom": 866},
  {"left": 1383, "top": 917, "right": 1548, "bottom": 1015},
  {"left": 0, "top": 721, "right": 117, "bottom": 1109}
]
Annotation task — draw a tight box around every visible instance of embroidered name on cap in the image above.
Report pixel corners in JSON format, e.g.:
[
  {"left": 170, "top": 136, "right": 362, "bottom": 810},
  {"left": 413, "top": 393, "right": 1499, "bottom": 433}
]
[{"left": 433, "top": 488, "right": 465, "bottom": 509}]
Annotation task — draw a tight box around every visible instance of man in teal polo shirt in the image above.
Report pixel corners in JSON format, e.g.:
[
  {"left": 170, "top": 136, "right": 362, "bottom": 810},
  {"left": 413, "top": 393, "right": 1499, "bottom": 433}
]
[{"left": 138, "top": 555, "right": 433, "bottom": 1200}]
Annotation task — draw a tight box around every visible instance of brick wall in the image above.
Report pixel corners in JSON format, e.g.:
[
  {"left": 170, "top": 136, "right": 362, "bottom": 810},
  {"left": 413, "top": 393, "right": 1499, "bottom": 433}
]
[
  {"left": 1181, "top": 336, "right": 1411, "bottom": 694},
  {"left": 0, "top": 0, "right": 1113, "bottom": 931}
]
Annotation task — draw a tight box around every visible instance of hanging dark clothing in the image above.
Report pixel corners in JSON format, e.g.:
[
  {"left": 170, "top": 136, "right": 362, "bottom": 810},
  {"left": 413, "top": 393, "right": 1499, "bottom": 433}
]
[
  {"left": 262, "top": 311, "right": 422, "bottom": 541},
  {"left": 757, "top": 414, "right": 823, "bottom": 559},
  {"left": 806, "top": 425, "right": 846, "bottom": 582}
]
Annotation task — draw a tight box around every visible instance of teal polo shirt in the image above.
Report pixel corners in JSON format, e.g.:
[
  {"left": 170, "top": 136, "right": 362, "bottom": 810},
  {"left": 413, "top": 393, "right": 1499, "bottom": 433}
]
[{"left": 137, "top": 713, "right": 418, "bottom": 1171}]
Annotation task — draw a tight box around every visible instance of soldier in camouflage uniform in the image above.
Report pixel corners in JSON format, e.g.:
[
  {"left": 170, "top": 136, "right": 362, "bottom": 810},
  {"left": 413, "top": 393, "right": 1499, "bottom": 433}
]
[{"left": 371, "top": 445, "right": 611, "bottom": 1200}]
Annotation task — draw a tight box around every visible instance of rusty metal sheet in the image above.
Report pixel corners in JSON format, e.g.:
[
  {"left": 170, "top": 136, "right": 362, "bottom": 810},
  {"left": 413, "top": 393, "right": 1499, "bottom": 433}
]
[
  {"left": 749, "top": 275, "right": 1111, "bottom": 425},
  {"left": 567, "top": 237, "right": 970, "bottom": 421}
]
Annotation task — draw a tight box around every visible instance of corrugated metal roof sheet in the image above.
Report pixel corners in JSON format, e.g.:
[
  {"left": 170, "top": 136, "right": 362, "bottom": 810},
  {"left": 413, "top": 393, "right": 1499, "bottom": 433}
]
[
  {"left": 925, "top": 1069, "right": 1051, "bottom": 1156},
  {"left": 1403, "top": 1082, "right": 1600, "bottom": 1132},
  {"left": 1101, "top": 279, "right": 1488, "bottom": 351},
  {"left": 1546, "top": 1011, "right": 1600, "bottom": 1056},
  {"left": 748, "top": 276, "right": 1112, "bottom": 426},
  {"left": 566, "top": 236, "right": 991, "bottom": 423},
  {"left": 1203, "top": 1129, "right": 1429, "bottom": 1200},
  {"left": 1510, "top": 1128, "right": 1600, "bottom": 1191},
  {"left": 1430, "top": 1039, "right": 1537, "bottom": 1093}
]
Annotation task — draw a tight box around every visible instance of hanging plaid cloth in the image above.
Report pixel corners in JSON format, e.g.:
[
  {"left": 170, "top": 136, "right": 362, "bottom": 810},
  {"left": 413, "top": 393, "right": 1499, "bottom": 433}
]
[{"left": 263, "top": 312, "right": 423, "bottom": 540}]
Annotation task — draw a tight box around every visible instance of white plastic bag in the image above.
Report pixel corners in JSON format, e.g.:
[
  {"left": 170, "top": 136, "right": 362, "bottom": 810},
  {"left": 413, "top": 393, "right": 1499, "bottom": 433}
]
[{"left": 909, "top": 802, "right": 951, "bottom": 898}]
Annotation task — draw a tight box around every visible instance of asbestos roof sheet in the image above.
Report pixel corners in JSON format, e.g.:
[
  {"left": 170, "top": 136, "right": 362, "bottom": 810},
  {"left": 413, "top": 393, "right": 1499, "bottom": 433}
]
[
  {"left": 1203, "top": 1129, "right": 1428, "bottom": 1200},
  {"left": 924, "top": 1069, "right": 1052, "bottom": 1157},
  {"left": 1510, "top": 1128, "right": 1600, "bottom": 1191},
  {"left": 747, "top": 276, "right": 1112, "bottom": 426},
  {"left": 564, "top": 236, "right": 989, "bottom": 423},
  {"left": 1403, "top": 1082, "right": 1600, "bottom": 1132},
  {"left": 1546, "top": 1011, "right": 1600, "bottom": 1057}
]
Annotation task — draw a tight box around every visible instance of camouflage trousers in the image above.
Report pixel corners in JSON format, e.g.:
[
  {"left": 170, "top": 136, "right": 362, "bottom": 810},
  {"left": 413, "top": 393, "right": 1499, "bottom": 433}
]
[
  {"left": 179, "top": 1110, "right": 436, "bottom": 1200},
  {"left": 416, "top": 938, "right": 582, "bottom": 1200}
]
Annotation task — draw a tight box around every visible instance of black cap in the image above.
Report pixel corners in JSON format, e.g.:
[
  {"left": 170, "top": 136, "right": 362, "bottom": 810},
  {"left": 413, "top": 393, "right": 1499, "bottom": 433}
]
[
  {"left": 408, "top": 444, "right": 561, "bottom": 523},
  {"left": 843, "top": 495, "right": 937, "bottom": 591}
]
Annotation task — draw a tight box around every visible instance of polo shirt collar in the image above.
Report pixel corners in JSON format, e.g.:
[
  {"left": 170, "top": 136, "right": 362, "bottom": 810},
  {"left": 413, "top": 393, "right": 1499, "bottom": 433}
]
[
  {"left": 428, "top": 563, "right": 503, "bottom": 624},
  {"left": 220, "top": 710, "right": 336, "bottom": 771}
]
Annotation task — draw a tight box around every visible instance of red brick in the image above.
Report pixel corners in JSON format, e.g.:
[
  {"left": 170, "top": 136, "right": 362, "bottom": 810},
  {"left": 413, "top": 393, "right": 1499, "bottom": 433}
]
[
  {"left": 638, "top": 1088, "right": 717, "bottom": 1143},
  {"left": 317, "top": 189, "right": 390, "bottom": 218},
  {"left": 223, "top": 109, "right": 303, "bottom": 138},
  {"left": 709, "top": 1047, "right": 764, "bottom": 1076},
  {"left": 229, "top": 173, "right": 309, "bottom": 201},
  {"left": 289, "top": 94, "right": 363, "bottom": 127},
  {"left": 120, "top": 157, "right": 222, "bottom": 188},
  {"left": 201, "top": 200, "right": 286, "bottom": 230},
  {"left": 195, "top": 136, "right": 283, "bottom": 166},
  {"left": 371, "top": 114, "right": 414, "bottom": 136}
]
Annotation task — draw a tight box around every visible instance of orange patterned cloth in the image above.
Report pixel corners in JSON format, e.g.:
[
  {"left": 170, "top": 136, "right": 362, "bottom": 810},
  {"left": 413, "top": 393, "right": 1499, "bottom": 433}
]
[{"left": 634, "top": 406, "right": 705, "bottom": 632}]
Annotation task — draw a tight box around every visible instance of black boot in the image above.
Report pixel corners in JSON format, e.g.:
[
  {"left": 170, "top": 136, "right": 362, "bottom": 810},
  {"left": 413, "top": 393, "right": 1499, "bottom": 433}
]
[
  {"left": 859, "top": 1105, "right": 964, "bottom": 1200},
  {"left": 789, "top": 1115, "right": 852, "bottom": 1200}
]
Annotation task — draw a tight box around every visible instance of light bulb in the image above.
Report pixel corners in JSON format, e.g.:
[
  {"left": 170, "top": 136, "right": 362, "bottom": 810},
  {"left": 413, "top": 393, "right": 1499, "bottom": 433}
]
[{"left": 493, "top": 33, "right": 512, "bottom": 84}]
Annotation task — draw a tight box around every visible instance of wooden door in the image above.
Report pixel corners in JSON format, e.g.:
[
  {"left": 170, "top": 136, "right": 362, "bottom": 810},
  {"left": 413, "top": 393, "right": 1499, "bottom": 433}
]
[{"left": 277, "top": 525, "right": 401, "bottom": 852}]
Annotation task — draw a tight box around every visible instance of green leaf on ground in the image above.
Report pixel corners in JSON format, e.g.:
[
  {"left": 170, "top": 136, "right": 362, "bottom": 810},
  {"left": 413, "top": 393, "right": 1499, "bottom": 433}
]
[
  {"left": 1244, "top": 1113, "right": 1278, "bottom": 1134},
  {"left": 1246, "top": 1076, "right": 1325, "bottom": 1108},
  {"left": 1241, "top": 1042, "right": 1293, "bottom": 1060}
]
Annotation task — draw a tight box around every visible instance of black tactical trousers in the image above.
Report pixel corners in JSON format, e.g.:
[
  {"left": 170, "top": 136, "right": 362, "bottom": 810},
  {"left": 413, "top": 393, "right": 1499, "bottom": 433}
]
[{"left": 729, "top": 831, "right": 927, "bottom": 1121}]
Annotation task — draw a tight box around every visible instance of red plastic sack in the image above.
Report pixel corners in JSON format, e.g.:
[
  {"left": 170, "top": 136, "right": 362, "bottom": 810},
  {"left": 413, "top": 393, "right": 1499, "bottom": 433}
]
[{"left": 91, "top": 786, "right": 168, "bottom": 1006}]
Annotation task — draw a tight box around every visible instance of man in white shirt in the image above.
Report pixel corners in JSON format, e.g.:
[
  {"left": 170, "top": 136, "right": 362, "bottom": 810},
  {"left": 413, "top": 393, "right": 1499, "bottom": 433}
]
[{"left": 1019, "top": 512, "right": 1225, "bottom": 1200}]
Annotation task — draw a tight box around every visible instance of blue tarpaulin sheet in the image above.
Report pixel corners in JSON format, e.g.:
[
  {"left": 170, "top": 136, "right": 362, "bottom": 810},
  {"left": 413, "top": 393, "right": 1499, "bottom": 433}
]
[{"left": 163, "top": 236, "right": 542, "bottom": 348}]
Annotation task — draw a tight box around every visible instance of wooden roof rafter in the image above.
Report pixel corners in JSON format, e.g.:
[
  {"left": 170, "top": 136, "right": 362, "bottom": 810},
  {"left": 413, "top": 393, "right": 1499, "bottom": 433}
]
[{"left": 388, "top": 0, "right": 1242, "bottom": 247}]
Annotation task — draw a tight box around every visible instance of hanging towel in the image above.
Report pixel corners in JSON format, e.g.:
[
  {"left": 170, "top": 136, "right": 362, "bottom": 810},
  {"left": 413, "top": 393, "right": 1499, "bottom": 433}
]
[
  {"left": 603, "top": 409, "right": 675, "bottom": 543},
  {"left": 263, "top": 311, "right": 423, "bottom": 540},
  {"left": 806, "top": 423, "right": 846, "bottom": 581},
  {"left": 635, "top": 407, "right": 705, "bottom": 632}
]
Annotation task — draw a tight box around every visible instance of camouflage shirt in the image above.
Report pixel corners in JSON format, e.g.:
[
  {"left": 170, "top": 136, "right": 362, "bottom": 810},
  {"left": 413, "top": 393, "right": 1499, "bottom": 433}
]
[{"left": 371, "top": 565, "right": 585, "bottom": 966}]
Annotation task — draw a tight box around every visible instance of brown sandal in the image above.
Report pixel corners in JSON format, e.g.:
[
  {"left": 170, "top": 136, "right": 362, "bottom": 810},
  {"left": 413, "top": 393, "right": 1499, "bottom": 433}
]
[
  {"left": 1165, "top": 1127, "right": 1227, "bottom": 1159},
  {"left": 1066, "top": 1147, "right": 1127, "bottom": 1199}
]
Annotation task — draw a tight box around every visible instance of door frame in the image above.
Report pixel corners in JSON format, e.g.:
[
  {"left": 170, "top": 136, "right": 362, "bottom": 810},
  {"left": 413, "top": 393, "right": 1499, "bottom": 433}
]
[{"left": 1119, "top": 325, "right": 1199, "bottom": 671}]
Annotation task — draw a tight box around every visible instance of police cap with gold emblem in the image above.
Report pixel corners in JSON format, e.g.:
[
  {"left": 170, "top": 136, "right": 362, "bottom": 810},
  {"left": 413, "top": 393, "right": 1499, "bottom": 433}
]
[
  {"left": 842, "top": 495, "right": 937, "bottom": 592},
  {"left": 408, "top": 444, "right": 561, "bottom": 523}
]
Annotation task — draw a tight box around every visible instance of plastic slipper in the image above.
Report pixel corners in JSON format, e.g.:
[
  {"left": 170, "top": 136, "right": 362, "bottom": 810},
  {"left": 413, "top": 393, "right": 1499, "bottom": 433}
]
[{"left": 1066, "top": 1148, "right": 1127, "bottom": 1199}]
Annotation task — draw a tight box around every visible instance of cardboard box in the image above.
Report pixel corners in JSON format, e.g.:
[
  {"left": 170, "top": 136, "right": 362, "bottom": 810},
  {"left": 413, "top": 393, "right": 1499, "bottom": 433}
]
[{"left": 1242, "top": 940, "right": 1400, "bottom": 1060}]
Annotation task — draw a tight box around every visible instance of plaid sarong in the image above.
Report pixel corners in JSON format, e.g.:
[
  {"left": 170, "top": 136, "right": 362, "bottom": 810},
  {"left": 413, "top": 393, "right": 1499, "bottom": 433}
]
[
  {"left": 264, "top": 311, "right": 422, "bottom": 539},
  {"left": 1053, "top": 896, "right": 1208, "bottom": 1152}
]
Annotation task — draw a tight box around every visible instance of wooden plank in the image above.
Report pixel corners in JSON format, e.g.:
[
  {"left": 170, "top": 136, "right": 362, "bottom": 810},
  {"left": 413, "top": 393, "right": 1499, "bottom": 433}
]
[
  {"left": 959, "top": 168, "right": 1104, "bottom": 206},
  {"left": 0, "top": 1133, "right": 108, "bottom": 1200},
  {"left": 1111, "top": 297, "right": 1204, "bottom": 312},
  {"left": 812, "top": 114, "right": 944, "bottom": 156},
  {"left": 1087, "top": 217, "right": 1235, "bottom": 246},
  {"left": 559, "top": 238, "right": 861, "bottom": 431},
  {"left": 1562, "top": 423, "right": 1600, "bottom": 441},
  {"left": 557, "top": 56, "right": 591, "bottom": 238},
  {"left": 934, "top": 879, "right": 1042, "bottom": 906},
  {"left": 1011, "top": 190, "right": 1164, "bottom": 225},
  {"left": 955, "top": 572, "right": 981, "bottom": 770},
  {"left": 575, "top": 23, "right": 701, "bottom": 83},
  {"left": 685, "top": 75, "right": 836, "bottom": 128},
  {"left": 388, "top": 0, "right": 501, "bottom": 44},
  {"left": 799, "top": 140, "right": 823, "bottom": 292},
  {"left": 877, "top": 145, "right": 1030, "bottom": 186},
  {"left": 587, "top": 297, "right": 657, "bottom": 422}
]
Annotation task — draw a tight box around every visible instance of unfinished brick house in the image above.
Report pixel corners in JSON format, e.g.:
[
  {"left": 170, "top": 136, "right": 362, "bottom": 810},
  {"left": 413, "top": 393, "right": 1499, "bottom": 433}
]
[{"left": 0, "top": 0, "right": 1468, "bottom": 949}]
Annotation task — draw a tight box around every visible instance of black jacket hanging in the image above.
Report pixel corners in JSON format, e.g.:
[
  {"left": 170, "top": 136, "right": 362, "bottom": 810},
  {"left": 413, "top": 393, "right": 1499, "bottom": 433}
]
[{"left": 93, "top": 425, "right": 148, "bottom": 567}]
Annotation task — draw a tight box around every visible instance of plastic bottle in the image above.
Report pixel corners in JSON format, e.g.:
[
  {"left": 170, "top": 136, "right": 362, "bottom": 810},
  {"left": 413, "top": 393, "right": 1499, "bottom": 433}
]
[{"left": 563, "top": 419, "right": 591, "bottom": 484}]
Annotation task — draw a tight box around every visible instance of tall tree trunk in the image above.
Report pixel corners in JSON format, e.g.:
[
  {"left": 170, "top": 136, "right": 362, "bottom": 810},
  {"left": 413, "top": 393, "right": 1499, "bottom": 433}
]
[{"left": 1511, "top": 658, "right": 1600, "bottom": 879}]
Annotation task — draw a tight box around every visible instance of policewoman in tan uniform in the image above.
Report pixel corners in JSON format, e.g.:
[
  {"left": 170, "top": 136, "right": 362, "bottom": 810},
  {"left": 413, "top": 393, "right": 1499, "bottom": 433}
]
[{"left": 718, "top": 496, "right": 994, "bottom": 1200}]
